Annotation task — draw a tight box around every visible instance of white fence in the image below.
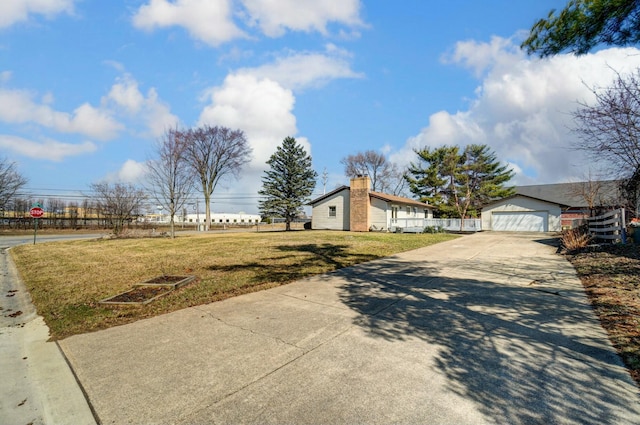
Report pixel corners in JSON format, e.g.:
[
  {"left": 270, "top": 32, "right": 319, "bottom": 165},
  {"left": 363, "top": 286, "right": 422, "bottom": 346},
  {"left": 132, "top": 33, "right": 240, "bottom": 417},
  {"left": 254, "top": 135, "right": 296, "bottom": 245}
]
[
  {"left": 390, "top": 218, "right": 482, "bottom": 233},
  {"left": 587, "top": 208, "right": 626, "bottom": 243}
]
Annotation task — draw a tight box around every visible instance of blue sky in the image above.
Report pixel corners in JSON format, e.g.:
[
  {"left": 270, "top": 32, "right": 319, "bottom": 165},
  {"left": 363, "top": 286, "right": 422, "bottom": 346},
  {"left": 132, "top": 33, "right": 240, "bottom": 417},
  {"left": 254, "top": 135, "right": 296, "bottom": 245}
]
[{"left": 2, "top": 0, "right": 640, "bottom": 214}]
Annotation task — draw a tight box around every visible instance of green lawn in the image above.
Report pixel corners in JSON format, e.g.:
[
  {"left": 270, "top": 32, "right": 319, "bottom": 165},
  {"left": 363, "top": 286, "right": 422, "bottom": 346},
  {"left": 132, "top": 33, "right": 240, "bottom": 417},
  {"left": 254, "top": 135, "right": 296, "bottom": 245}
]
[{"left": 11, "top": 230, "right": 457, "bottom": 339}]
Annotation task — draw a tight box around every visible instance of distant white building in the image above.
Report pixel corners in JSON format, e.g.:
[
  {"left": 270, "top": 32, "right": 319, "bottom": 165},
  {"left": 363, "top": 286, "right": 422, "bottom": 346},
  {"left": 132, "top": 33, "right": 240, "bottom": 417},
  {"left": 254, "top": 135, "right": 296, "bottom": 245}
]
[
  {"left": 181, "top": 212, "right": 261, "bottom": 225},
  {"left": 144, "top": 211, "right": 261, "bottom": 225}
]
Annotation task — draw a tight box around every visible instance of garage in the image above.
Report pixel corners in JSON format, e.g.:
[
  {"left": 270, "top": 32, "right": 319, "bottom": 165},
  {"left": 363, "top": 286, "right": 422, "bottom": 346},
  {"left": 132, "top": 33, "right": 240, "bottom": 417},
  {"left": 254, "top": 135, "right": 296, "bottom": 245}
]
[
  {"left": 491, "top": 211, "right": 548, "bottom": 232},
  {"left": 482, "top": 194, "right": 560, "bottom": 232}
]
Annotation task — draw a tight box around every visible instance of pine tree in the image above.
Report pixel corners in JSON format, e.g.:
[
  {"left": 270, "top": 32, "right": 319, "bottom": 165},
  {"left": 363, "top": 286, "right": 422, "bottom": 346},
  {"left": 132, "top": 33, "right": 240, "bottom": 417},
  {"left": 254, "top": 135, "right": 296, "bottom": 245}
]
[
  {"left": 406, "top": 144, "right": 514, "bottom": 226},
  {"left": 259, "top": 137, "right": 318, "bottom": 231}
]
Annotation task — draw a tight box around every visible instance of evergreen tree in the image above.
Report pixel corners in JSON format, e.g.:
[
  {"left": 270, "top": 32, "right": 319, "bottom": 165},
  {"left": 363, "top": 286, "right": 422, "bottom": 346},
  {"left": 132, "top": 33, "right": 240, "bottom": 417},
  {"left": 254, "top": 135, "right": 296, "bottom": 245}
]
[
  {"left": 522, "top": 0, "right": 640, "bottom": 57},
  {"left": 406, "top": 144, "right": 514, "bottom": 226},
  {"left": 259, "top": 137, "right": 318, "bottom": 231}
]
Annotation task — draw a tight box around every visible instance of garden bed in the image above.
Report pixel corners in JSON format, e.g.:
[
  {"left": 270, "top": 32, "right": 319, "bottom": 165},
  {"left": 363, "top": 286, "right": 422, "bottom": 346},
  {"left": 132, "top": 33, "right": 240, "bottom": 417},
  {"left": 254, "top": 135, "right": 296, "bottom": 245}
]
[{"left": 100, "top": 275, "right": 195, "bottom": 305}]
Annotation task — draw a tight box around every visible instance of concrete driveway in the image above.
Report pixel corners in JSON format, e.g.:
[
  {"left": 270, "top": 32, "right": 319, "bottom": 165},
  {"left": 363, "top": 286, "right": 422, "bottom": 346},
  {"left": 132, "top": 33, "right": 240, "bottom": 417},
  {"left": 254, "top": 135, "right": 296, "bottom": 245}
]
[{"left": 59, "top": 232, "right": 640, "bottom": 424}]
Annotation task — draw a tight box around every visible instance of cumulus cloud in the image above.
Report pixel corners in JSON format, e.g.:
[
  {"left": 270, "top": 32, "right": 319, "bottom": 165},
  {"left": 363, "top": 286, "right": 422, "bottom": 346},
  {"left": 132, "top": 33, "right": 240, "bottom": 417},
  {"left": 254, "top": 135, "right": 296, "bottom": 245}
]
[
  {"left": 0, "top": 134, "right": 96, "bottom": 161},
  {"left": 199, "top": 73, "right": 297, "bottom": 167},
  {"left": 236, "top": 45, "right": 364, "bottom": 91},
  {"left": 105, "top": 74, "right": 179, "bottom": 137},
  {"left": 104, "top": 159, "right": 148, "bottom": 183},
  {"left": 131, "top": 0, "right": 364, "bottom": 45},
  {"left": 241, "top": 0, "right": 363, "bottom": 37},
  {"left": 0, "top": 88, "right": 122, "bottom": 140},
  {"left": 392, "top": 38, "right": 640, "bottom": 186},
  {"left": 0, "top": 0, "right": 76, "bottom": 28},
  {"left": 195, "top": 48, "right": 361, "bottom": 207},
  {"left": 132, "top": 0, "right": 247, "bottom": 46}
]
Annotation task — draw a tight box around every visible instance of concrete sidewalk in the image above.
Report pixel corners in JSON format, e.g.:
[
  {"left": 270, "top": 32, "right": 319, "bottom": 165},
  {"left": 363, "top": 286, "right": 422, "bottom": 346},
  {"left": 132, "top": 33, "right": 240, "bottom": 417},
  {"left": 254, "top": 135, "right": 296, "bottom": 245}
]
[
  {"left": 60, "top": 232, "right": 640, "bottom": 424},
  {"left": 0, "top": 246, "right": 96, "bottom": 425}
]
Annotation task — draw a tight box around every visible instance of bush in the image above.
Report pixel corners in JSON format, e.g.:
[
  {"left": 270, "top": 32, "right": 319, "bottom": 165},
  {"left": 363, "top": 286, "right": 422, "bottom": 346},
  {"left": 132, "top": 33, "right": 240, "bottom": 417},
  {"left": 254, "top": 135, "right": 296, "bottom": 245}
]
[
  {"left": 423, "top": 226, "right": 444, "bottom": 234},
  {"left": 561, "top": 225, "right": 592, "bottom": 251}
]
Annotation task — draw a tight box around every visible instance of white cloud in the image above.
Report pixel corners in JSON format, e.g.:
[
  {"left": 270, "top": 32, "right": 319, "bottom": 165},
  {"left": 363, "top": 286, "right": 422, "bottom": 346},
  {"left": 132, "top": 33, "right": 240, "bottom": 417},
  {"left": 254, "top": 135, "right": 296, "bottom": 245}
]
[
  {"left": 0, "top": 71, "right": 12, "bottom": 83},
  {"left": 199, "top": 73, "right": 297, "bottom": 168},
  {"left": 132, "top": 0, "right": 247, "bottom": 47},
  {"left": 240, "top": 0, "right": 363, "bottom": 37},
  {"left": 237, "top": 46, "right": 364, "bottom": 91},
  {"left": 0, "top": 134, "right": 96, "bottom": 161},
  {"left": 105, "top": 74, "right": 179, "bottom": 137},
  {"left": 104, "top": 159, "right": 148, "bottom": 184},
  {"left": 131, "top": 0, "right": 364, "bottom": 46},
  {"left": 0, "top": 0, "right": 76, "bottom": 28},
  {"left": 196, "top": 50, "right": 359, "bottom": 209},
  {"left": 392, "top": 40, "right": 640, "bottom": 186},
  {"left": 0, "top": 88, "right": 122, "bottom": 140}
]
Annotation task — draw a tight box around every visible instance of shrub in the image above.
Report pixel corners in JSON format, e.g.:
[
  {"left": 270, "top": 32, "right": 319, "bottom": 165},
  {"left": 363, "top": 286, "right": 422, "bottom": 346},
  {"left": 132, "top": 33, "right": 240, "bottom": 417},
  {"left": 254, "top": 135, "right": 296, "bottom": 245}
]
[
  {"left": 561, "top": 225, "right": 592, "bottom": 251},
  {"left": 423, "top": 226, "right": 444, "bottom": 234}
]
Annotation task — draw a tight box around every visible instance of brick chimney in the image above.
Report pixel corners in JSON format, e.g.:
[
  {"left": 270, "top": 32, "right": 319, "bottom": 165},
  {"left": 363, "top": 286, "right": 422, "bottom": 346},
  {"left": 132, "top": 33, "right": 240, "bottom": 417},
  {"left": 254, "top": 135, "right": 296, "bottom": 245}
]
[{"left": 349, "top": 175, "right": 371, "bottom": 232}]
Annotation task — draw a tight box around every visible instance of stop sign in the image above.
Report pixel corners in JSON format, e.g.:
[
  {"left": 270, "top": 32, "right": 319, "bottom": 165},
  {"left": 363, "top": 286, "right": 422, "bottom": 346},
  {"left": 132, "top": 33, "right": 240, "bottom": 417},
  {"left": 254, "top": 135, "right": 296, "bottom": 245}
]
[{"left": 30, "top": 207, "right": 44, "bottom": 218}]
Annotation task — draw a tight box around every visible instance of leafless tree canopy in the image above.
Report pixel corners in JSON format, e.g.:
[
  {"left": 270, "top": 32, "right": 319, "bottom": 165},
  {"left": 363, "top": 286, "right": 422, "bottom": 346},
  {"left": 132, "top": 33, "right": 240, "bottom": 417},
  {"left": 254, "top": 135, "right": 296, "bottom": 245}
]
[
  {"left": 341, "top": 150, "right": 407, "bottom": 195},
  {"left": 146, "top": 128, "right": 195, "bottom": 238},
  {"left": 183, "top": 125, "right": 252, "bottom": 231},
  {"left": 90, "top": 182, "right": 147, "bottom": 235},
  {"left": 572, "top": 69, "right": 640, "bottom": 180},
  {"left": 0, "top": 157, "right": 28, "bottom": 210}
]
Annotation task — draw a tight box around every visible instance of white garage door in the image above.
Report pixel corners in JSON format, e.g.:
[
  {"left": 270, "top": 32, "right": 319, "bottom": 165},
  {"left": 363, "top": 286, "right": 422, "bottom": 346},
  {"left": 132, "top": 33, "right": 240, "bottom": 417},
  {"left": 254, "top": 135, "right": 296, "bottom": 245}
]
[{"left": 492, "top": 211, "right": 548, "bottom": 232}]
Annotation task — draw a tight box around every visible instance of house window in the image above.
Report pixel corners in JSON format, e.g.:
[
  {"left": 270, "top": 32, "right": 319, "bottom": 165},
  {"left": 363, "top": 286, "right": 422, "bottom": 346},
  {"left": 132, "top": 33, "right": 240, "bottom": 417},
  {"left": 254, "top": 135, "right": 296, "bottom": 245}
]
[
  {"left": 406, "top": 207, "right": 411, "bottom": 216},
  {"left": 391, "top": 206, "right": 398, "bottom": 223},
  {"left": 329, "top": 206, "right": 337, "bottom": 217},
  {"left": 413, "top": 207, "right": 418, "bottom": 216}
]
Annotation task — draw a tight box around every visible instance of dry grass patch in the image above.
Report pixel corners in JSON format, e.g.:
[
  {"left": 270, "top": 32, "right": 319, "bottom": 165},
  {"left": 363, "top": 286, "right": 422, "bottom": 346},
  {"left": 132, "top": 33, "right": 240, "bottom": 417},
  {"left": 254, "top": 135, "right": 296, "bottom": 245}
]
[
  {"left": 10, "top": 230, "right": 457, "bottom": 339},
  {"left": 567, "top": 243, "right": 640, "bottom": 386}
]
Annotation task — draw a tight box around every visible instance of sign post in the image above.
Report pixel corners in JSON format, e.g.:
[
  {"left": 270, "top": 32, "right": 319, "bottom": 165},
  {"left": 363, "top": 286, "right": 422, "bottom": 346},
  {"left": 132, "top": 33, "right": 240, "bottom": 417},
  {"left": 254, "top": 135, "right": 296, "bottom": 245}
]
[{"left": 29, "top": 203, "right": 44, "bottom": 245}]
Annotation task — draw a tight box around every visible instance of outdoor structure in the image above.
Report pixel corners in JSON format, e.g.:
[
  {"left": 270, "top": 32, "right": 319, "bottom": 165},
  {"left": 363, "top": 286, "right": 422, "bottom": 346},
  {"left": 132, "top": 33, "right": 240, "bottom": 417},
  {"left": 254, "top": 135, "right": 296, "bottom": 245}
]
[
  {"left": 309, "top": 176, "right": 434, "bottom": 232},
  {"left": 180, "top": 212, "right": 260, "bottom": 226},
  {"left": 481, "top": 181, "right": 625, "bottom": 232}
]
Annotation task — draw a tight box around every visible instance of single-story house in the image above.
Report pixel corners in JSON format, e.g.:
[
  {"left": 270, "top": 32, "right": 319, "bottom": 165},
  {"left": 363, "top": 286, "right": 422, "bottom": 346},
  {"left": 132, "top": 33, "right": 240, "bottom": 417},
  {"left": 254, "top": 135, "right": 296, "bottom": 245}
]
[
  {"left": 481, "top": 181, "right": 624, "bottom": 232},
  {"left": 309, "top": 176, "right": 434, "bottom": 232}
]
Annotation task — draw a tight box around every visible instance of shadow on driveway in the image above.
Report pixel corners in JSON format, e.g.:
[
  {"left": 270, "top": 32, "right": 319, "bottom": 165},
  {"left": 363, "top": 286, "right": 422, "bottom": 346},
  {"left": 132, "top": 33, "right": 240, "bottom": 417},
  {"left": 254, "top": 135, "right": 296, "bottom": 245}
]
[{"left": 332, "top": 250, "right": 637, "bottom": 424}]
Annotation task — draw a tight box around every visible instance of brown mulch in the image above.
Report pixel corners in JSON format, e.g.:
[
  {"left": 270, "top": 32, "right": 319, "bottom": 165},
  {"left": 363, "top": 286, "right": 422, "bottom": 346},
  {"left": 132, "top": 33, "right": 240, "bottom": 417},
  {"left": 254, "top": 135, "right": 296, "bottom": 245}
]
[
  {"left": 103, "top": 286, "right": 171, "bottom": 304},
  {"left": 566, "top": 243, "right": 640, "bottom": 387}
]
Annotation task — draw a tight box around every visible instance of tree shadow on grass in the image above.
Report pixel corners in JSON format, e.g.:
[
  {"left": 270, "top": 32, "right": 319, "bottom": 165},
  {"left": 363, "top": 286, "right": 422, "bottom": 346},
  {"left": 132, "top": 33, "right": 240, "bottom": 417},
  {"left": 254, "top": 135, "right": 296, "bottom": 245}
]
[
  {"left": 331, "top": 253, "right": 640, "bottom": 424},
  {"left": 207, "top": 243, "right": 379, "bottom": 285}
]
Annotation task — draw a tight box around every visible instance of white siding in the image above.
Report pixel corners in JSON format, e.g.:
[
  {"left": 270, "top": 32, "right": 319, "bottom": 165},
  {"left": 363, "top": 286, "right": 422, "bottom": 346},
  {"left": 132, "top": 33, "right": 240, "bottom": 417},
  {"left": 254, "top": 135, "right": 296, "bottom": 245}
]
[
  {"left": 311, "top": 189, "right": 350, "bottom": 230},
  {"left": 370, "top": 197, "right": 388, "bottom": 230},
  {"left": 482, "top": 196, "right": 561, "bottom": 232}
]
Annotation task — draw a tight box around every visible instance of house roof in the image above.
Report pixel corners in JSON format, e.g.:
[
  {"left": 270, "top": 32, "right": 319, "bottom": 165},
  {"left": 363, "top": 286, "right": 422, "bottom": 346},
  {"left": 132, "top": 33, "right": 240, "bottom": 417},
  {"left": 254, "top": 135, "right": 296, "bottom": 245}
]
[
  {"left": 308, "top": 185, "right": 349, "bottom": 205},
  {"left": 369, "top": 191, "right": 433, "bottom": 209},
  {"left": 514, "top": 181, "right": 623, "bottom": 208},
  {"left": 308, "top": 186, "right": 432, "bottom": 209},
  {"left": 482, "top": 193, "right": 569, "bottom": 209}
]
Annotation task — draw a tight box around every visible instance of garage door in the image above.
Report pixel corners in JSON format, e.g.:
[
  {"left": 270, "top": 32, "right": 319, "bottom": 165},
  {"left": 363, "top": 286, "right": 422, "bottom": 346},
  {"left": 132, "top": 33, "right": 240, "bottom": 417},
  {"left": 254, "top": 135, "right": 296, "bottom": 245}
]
[{"left": 492, "top": 211, "right": 548, "bottom": 232}]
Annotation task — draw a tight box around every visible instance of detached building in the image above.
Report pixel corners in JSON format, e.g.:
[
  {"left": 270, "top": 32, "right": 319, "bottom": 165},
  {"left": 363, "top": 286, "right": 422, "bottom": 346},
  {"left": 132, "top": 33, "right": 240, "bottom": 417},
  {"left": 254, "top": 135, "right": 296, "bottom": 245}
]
[
  {"left": 309, "top": 176, "right": 434, "bottom": 232},
  {"left": 481, "top": 181, "right": 625, "bottom": 232}
]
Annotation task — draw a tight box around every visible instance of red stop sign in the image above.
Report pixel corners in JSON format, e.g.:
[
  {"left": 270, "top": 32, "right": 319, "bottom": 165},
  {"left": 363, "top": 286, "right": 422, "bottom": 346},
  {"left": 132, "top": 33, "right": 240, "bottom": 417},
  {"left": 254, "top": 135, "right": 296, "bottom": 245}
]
[{"left": 30, "top": 207, "right": 44, "bottom": 218}]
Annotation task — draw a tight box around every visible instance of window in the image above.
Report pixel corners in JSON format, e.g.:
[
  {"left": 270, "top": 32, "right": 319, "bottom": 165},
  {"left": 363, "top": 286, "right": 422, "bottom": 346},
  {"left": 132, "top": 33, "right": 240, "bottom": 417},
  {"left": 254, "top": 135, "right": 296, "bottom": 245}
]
[
  {"left": 329, "top": 206, "right": 337, "bottom": 217},
  {"left": 406, "top": 207, "right": 411, "bottom": 216}
]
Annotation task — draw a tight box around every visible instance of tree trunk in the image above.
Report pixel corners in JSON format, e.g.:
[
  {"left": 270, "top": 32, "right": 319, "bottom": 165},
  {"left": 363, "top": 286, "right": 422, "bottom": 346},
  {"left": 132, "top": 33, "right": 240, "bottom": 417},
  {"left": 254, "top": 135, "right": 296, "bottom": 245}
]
[{"left": 204, "top": 194, "right": 211, "bottom": 231}]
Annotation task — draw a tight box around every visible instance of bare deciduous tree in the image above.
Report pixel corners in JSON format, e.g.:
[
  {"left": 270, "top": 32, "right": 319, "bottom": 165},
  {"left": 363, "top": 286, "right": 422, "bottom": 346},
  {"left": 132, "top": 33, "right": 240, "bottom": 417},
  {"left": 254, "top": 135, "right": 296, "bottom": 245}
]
[
  {"left": 573, "top": 69, "right": 640, "bottom": 180},
  {"left": 184, "top": 125, "right": 252, "bottom": 231},
  {"left": 0, "top": 157, "right": 28, "bottom": 210},
  {"left": 572, "top": 69, "right": 640, "bottom": 217},
  {"left": 90, "top": 182, "right": 147, "bottom": 235},
  {"left": 146, "top": 128, "right": 195, "bottom": 238},
  {"left": 341, "top": 150, "right": 406, "bottom": 194}
]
